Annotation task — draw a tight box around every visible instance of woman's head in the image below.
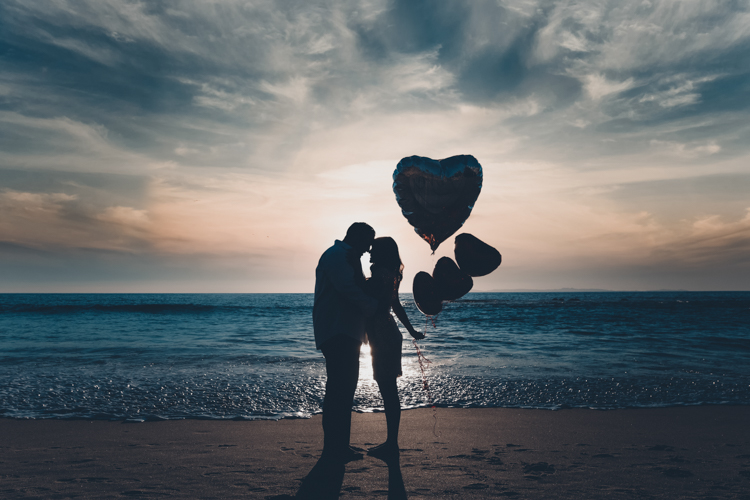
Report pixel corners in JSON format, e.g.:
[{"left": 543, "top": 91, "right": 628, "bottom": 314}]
[{"left": 370, "top": 237, "right": 404, "bottom": 276}]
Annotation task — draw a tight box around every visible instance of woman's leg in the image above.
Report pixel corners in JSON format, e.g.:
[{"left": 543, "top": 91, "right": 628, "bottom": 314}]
[{"left": 376, "top": 377, "right": 400, "bottom": 448}]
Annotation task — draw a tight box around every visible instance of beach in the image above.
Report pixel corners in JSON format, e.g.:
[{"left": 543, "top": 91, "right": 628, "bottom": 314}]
[
  {"left": 3, "top": 406, "right": 750, "bottom": 499},
  {"left": 2, "top": 294, "right": 750, "bottom": 497}
]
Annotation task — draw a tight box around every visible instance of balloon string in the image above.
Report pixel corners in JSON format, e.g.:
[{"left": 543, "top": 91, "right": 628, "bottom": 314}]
[
  {"left": 412, "top": 338, "right": 432, "bottom": 396},
  {"left": 413, "top": 318, "right": 439, "bottom": 437}
]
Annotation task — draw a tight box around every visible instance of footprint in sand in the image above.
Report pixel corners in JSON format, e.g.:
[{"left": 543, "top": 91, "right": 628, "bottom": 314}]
[
  {"left": 661, "top": 467, "right": 693, "bottom": 478},
  {"left": 523, "top": 462, "right": 556, "bottom": 474},
  {"left": 463, "top": 483, "right": 489, "bottom": 490},
  {"left": 648, "top": 444, "right": 675, "bottom": 452}
]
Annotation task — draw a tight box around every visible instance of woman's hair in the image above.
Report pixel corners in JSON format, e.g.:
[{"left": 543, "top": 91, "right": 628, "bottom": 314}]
[{"left": 370, "top": 237, "right": 404, "bottom": 279}]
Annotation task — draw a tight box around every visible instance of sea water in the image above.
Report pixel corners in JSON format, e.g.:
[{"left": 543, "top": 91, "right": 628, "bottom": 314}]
[{"left": 0, "top": 292, "right": 748, "bottom": 420}]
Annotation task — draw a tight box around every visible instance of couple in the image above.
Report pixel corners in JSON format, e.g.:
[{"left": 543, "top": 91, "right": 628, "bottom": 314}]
[{"left": 313, "top": 222, "right": 423, "bottom": 463}]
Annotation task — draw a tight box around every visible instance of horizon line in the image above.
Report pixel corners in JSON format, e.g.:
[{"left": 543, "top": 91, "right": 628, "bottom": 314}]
[{"left": 2, "top": 289, "right": 749, "bottom": 294}]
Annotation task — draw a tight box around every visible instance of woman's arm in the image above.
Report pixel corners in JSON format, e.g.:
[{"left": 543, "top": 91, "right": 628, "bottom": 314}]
[{"left": 392, "top": 298, "right": 425, "bottom": 340}]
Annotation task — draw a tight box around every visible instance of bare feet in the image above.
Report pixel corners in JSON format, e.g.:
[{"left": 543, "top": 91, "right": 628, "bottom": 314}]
[
  {"left": 321, "top": 446, "right": 363, "bottom": 463},
  {"left": 367, "top": 442, "right": 399, "bottom": 459}
]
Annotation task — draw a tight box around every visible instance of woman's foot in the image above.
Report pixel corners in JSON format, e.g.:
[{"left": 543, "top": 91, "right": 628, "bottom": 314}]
[
  {"left": 367, "top": 441, "right": 399, "bottom": 459},
  {"left": 321, "top": 446, "right": 363, "bottom": 463}
]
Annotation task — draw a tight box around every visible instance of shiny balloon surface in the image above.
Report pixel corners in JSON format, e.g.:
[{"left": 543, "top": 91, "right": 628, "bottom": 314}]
[{"left": 393, "top": 155, "right": 482, "bottom": 251}]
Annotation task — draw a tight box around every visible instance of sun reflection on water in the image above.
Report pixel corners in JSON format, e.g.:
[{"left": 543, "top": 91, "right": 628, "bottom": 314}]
[
  {"left": 357, "top": 342, "right": 381, "bottom": 409},
  {"left": 356, "top": 332, "right": 434, "bottom": 412},
  {"left": 359, "top": 334, "right": 425, "bottom": 382},
  {"left": 359, "top": 342, "right": 374, "bottom": 381}
]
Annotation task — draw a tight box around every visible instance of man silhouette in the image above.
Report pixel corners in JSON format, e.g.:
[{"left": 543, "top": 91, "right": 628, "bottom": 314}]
[{"left": 313, "top": 223, "right": 378, "bottom": 462}]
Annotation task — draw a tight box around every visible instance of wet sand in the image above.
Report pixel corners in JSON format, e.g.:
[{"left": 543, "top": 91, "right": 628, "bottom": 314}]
[{"left": 2, "top": 406, "right": 750, "bottom": 499}]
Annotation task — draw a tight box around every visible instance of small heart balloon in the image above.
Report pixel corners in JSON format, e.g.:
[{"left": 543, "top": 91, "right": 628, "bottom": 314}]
[
  {"left": 412, "top": 271, "right": 443, "bottom": 316},
  {"left": 454, "top": 233, "right": 502, "bottom": 277},
  {"left": 433, "top": 257, "right": 473, "bottom": 301},
  {"left": 393, "top": 155, "right": 482, "bottom": 252}
]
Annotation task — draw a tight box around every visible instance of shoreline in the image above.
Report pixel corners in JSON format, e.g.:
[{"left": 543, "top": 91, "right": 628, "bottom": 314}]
[
  {"left": 3, "top": 401, "right": 750, "bottom": 423},
  {"left": 2, "top": 406, "right": 750, "bottom": 498}
]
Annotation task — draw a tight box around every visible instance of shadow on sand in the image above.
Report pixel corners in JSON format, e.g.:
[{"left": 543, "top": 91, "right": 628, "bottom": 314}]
[
  {"left": 381, "top": 452, "right": 407, "bottom": 500},
  {"left": 295, "top": 456, "right": 345, "bottom": 499},
  {"left": 272, "top": 451, "right": 407, "bottom": 499}
]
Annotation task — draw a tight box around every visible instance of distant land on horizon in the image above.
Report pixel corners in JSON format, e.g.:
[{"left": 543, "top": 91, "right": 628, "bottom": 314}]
[
  {"left": 8, "top": 288, "right": 750, "bottom": 294},
  {"left": 475, "top": 288, "right": 693, "bottom": 293}
]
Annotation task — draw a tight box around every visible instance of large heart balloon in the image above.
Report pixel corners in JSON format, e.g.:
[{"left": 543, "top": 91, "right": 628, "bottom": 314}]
[{"left": 393, "top": 155, "right": 483, "bottom": 252}]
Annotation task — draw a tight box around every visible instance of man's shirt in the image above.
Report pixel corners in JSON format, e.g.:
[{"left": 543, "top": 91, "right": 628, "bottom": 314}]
[{"left": 313, "top": 240, "right": 378, "bottom": 349}]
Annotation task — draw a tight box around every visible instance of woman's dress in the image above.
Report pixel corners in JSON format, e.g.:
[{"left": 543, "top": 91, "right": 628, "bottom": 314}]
[{"left": 365, "top": 266, "right": 403, "bottom": 381}]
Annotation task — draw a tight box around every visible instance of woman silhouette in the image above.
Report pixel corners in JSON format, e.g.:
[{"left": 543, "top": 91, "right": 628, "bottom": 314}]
[{"left": 364, "top": 237, "right": 424, "bottom": 458}]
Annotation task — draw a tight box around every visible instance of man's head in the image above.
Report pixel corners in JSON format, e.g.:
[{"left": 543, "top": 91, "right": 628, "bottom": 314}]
[{"left": 343, "top": 222, "right": 375, "bottom": 256}]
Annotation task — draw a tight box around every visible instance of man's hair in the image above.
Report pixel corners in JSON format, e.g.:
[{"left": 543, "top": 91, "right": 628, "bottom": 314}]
[{"left": 345, "top": 222, "right": 375, "bottom": 243}]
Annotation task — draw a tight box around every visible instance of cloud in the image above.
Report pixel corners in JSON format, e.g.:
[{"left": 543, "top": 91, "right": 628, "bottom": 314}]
[
  {"left": 0, "top": 188, "right": 151, "bottom": 252},
  {"left": 637, "top": 74, "right": 720, "bottom": 109},
  {"left": 651, "top": 210, "right": 750, "bottom": 272},
  {"left": 2, "top": 0, "right": 750, "bottom": 290},
  {"left": 584, "top": 74, "right": 635, "bottom": 101},
  {"left": 97, "top": 205, "right": 149, "bottom": 228},
  {"left": 649, "top": 139, "right": 721, "bottom": 158}
]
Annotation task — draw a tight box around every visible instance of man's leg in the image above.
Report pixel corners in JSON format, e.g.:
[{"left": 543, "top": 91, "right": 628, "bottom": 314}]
[{"left": 321, "top": 334, "right": 361, "bottom": 455}]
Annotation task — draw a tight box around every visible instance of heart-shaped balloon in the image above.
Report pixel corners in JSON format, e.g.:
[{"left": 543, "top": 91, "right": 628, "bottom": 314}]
[
  {"left": 393, "top": 155, "right": 483, "bottom": 252},
  {"left": 412, "top": 271, "right": 443, "bottom": 316},
  {"left": 433, "top": 257, "right": 473, "bottom": 301},
  {"left": 454, "top": 233, "right": 502, "bottom": 277}
]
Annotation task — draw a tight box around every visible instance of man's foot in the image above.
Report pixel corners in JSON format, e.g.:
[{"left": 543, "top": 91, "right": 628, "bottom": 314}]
[
  {"left": 321, "top": 446, "right": 364, "bottom": 463},
  {"left": 367, "top": 442, "right": 399, "bottom": 459}
]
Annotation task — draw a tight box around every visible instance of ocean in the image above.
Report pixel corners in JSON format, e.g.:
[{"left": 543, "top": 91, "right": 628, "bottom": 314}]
[{"left": 1, "top": 292, "right": 748, "bottom": 421}]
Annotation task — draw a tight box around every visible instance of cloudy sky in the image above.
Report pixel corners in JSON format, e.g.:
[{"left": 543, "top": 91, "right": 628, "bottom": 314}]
[{"left": 1, "top": 0, "right": 749, "bottom": 292}]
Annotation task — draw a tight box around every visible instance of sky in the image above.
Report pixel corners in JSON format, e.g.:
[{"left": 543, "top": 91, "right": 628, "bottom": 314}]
[{"left": 1, "top": 0, "right": 749, "bottom": 292}]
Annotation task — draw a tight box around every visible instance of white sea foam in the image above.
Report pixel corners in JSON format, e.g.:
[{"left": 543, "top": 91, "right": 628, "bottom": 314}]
[{"left": 1, "top": 292, "right": 748, "bottom": 419}]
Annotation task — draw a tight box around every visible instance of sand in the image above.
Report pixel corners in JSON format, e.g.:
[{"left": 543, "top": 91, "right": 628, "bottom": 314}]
[{"left": 2, "top": 406, "right": 750, "bottom": 499}]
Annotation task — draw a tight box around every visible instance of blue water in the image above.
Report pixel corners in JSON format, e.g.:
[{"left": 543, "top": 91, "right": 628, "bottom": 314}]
[{"left": 1, "top": 292, "right": 748, "bottom": 420}]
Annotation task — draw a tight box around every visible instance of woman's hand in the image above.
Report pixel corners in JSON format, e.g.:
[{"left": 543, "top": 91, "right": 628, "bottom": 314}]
[
  {"left": 393, "top": 299, "right": 424, "bottom": 340},
  {"left": 409, "top": 327, "right": 425, "bottom": 340}
]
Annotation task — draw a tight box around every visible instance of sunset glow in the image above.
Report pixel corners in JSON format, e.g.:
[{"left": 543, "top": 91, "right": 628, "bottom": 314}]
[{"left": 1, "top": 1, "right": 748, "bottom": 291}]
